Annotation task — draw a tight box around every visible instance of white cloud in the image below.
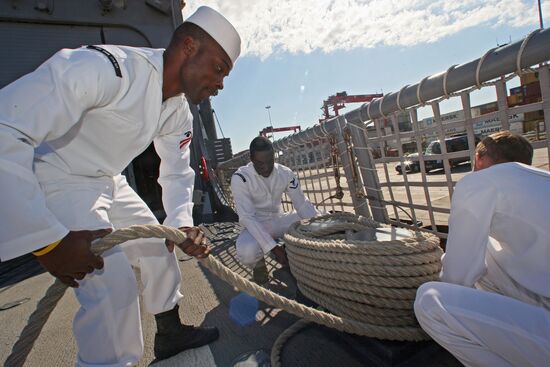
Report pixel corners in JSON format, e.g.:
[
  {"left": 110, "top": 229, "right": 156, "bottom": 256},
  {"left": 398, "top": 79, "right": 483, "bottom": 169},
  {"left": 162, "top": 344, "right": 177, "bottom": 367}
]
[
  {"left": 300, "top": 85, "right": 305, "bottom": 93},
  {"left": 183, "top": 0, "right": 547, "bottom": 59}
]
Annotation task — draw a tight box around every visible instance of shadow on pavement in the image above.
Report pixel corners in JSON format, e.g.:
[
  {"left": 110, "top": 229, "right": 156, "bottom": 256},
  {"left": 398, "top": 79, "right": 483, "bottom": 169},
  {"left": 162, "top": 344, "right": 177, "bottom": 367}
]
[{"left": 0, "top": 254, "right": 46, "bottom": 289}]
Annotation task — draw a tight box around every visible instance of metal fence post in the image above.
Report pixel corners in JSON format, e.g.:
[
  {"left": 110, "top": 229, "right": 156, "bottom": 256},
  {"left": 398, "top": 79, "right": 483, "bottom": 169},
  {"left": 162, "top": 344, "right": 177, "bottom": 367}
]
[
  {"left": 346, "top": 119, "right": 389, "bottom": 223},
  {"left": 334, "top": 116, "right": 371, "bottom": 218},
  {"left": 538, "top": 66, "right": 550, "bottom": 161}
]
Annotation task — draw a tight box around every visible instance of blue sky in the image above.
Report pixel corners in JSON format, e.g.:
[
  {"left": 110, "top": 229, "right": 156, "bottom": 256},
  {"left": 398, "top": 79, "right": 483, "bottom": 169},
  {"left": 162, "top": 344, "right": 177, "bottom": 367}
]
[{"left": 184, "top": 1, "right": 549, "bottom": 153}]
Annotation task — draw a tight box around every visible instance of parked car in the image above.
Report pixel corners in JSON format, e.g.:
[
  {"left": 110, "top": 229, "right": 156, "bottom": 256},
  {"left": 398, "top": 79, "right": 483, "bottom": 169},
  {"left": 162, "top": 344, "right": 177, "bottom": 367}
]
[{"left": 395, "top": 135, "right": 480, "bottom": 174}]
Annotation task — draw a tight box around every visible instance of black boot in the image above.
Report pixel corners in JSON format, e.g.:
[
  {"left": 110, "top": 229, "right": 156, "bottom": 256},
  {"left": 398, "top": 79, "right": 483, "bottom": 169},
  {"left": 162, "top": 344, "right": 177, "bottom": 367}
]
[
  {"left": 154, "top": 304, "right": 220, "bottom": 360},
  {"left": 252, "top": 258, "right": 269, "bottom": 285}
]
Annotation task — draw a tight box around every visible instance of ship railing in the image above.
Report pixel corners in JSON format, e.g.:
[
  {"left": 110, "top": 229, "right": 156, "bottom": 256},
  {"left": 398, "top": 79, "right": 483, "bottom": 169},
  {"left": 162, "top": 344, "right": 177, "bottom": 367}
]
[{"left": 217, "top": 28, "right": 550, "bottom": 239}]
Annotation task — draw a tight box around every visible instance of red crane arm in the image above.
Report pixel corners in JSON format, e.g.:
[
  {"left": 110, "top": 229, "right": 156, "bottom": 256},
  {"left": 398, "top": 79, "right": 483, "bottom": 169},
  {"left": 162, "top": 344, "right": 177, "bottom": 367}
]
[
  {"left": 259, "top": 125, "right": 302, "bottom": 137},
  {"left": 321, "top": 91, "right": 384, "bottom": 122}
]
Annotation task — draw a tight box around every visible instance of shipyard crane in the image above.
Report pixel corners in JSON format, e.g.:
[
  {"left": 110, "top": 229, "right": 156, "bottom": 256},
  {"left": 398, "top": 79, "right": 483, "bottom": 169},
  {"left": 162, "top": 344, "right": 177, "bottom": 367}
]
[
  {"left": 320, "top": 91, "right": 383, "bottom": 122},
  {"left": 259, "top": 125, "right": 302, "bottom": 138}
]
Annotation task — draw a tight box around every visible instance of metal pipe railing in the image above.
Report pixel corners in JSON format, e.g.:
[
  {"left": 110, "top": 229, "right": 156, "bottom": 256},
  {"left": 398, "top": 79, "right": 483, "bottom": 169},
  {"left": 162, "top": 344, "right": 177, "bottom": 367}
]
[
  {"left": 345, "top": 27, "right": 550, "bottom": 124},
  {"left": 220, "top": 28, "right": 550, "bottom": 168},
  {"left": 217, "top": 28, "right": 549, "bottom": 229}
]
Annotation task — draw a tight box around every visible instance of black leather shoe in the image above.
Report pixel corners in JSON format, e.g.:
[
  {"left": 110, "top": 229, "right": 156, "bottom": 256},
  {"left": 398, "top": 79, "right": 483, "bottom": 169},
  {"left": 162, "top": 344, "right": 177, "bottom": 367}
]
[
  {"left": 252, "top": 259, "right": 269, "bottom": 285},
  {"left": 154, "top": 305, "right": 220, "bottom": 360}
]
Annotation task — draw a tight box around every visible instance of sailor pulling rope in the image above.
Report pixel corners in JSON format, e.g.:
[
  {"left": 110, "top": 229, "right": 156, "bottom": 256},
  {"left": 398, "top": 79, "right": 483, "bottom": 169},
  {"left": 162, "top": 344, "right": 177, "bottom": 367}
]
[
  {"left": 0, "top": 5, "right": 243, "bottom": 366},
  {"left": 8, "top": 213, "right": 442, "bottom": 367}
]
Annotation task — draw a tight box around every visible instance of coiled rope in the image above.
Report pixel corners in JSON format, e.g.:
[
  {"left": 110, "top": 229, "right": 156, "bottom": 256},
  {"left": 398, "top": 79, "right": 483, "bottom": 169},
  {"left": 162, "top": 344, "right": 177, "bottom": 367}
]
[
  {"left": 7, "top": 214, "right": 441, "bottom": 367},
  {"left": 278, "top": 213, "right": 441, "bottom": 347}
]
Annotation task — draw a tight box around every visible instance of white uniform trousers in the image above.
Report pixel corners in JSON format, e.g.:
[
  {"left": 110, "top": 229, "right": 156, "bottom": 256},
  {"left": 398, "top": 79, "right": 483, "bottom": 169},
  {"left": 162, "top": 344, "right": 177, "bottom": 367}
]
[
  {"left": 236, "top": 211, "right": 301, "bottom": 267},
  {"left": 414, "top": 282, "right": 550, "bottom": 367},
  {"left": 39, "top": 173, "right": 183, "bottom": 367}
]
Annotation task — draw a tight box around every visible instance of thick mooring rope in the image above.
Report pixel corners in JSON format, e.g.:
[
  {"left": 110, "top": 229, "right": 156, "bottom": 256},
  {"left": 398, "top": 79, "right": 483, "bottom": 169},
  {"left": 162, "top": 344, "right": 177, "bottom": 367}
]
[
  {"left": 7, "top": 215, "right": 440, "bottom": 366},
  {"left": 283, "top": 212, "right": 442, "bottom": 335},
  {"left": 271, "top": 213, "right": 442, "bottom": 366},
  {"left": 5, "top": 225, "right": 188, "bottom": 367}
]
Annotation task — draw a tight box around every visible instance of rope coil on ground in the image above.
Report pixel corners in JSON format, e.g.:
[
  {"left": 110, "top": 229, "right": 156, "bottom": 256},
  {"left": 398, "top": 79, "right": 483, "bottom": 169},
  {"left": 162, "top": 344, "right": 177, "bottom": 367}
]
[
  {"left": 5, "top": 220, "right": 436, "bottom": 367},
  {"left": 283, "top": 212, "right": 442, "bottom": 343}
]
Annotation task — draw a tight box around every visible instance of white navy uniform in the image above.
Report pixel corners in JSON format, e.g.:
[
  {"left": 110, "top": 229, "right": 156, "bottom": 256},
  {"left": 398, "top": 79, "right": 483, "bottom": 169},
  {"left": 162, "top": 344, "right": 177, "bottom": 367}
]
[
  {"left": 414, "top": 162, "right": 550, "bottom": 367},
  {"left": 230, "top": 162, "right": 319, "bottom": 267},
  {"left": 0, "top": 45, "right": 195, "bottom": 366}
]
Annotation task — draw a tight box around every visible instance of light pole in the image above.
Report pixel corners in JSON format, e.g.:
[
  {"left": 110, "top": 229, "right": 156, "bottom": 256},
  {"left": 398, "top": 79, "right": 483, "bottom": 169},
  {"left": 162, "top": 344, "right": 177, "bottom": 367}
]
[
  {"left": 538, "top": 0, "right": 544, "bottom": 29},
  {"left": 265, "top": 105, "right": 274, "bottom": 139}
]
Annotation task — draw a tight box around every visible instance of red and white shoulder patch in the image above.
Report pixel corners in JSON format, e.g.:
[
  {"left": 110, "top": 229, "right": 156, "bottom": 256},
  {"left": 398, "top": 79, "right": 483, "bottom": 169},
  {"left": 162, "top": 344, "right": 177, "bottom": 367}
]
[{"left": 179, "top": 131, "right": 193, "bottom": 149}]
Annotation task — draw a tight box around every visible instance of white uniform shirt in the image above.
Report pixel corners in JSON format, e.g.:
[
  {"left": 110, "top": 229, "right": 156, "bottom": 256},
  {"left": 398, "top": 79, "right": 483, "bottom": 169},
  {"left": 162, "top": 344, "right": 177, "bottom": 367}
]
[
  {"left": 0, "top": 45, "right": 195, "bottom": 260},
  {"left": 441, "top": 162, "right": 550, "bottom": 298},
  {"left": 230, "top": 162, "right": 319, "bottom": 249}
]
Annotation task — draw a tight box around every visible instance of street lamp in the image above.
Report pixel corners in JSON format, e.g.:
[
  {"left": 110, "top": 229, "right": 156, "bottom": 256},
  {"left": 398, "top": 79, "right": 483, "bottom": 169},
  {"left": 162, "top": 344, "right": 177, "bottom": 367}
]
[
  {"left": 538, "top": 0, "right": 544, "bottom": 29},
  {"left": 265, "top": 105, "right": 274, "bottom": 139}
]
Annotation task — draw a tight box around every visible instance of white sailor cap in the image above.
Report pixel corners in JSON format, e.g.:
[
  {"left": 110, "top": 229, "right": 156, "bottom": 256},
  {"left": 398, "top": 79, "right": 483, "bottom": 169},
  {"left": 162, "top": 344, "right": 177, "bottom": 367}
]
[{"left": 184, "top": 6, "right": 241, "bottom": 65}]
